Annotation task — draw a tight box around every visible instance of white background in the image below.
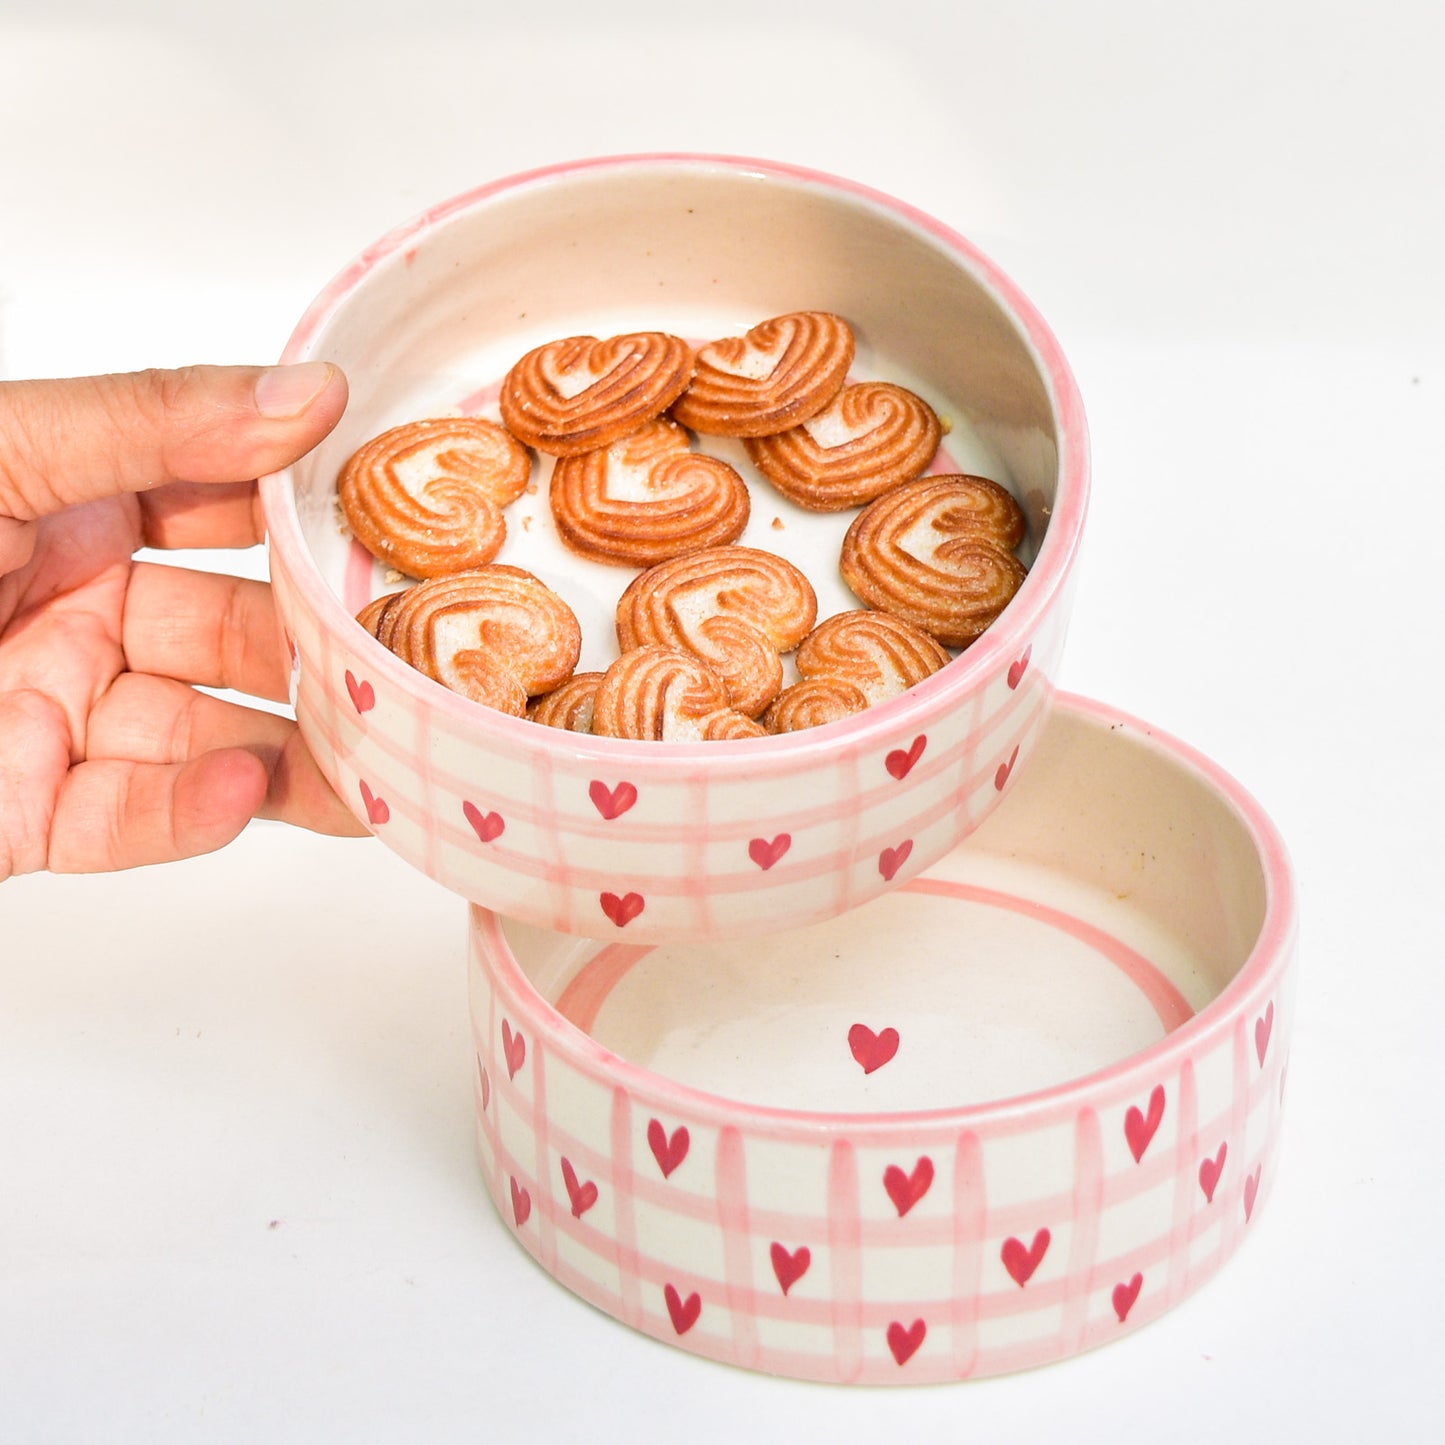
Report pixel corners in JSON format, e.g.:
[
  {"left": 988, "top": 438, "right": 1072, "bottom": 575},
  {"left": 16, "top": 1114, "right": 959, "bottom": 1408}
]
[{"left": 2, "top": 1, "right": 1441, "bottom": 1438}]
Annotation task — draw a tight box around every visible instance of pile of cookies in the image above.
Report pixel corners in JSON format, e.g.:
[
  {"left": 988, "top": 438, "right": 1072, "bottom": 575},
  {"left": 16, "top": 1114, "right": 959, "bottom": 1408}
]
[{"left": 340, "top": 312, "right": 1027, "bottom": 741}]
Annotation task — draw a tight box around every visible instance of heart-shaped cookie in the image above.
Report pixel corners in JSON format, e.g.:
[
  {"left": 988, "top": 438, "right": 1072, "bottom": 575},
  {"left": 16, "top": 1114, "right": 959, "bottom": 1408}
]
[
  {"left": 615, "top": 545, "right": 817, "bottom": 717},
  {"left": 527, "top": 671, "right": 604, "bottom": 733},
  {"left": 765, "top": 609, "right": 950, "bottom": 732},
  {"left": 744, "top": 381, "right": 941, "bottom": 511},
  {"left": 590, "top": 645, "right": 765, "bottom": 742},
  {"left": 499, "top": 331, "right": 693, "bottom": 456},
  {"left": 338, "top": 417, "right": 530, "bottom": 578},
  {"left": 549, "top": 417, "right": 750, "bottom": 565},
  {"left": 374, "top": 564, "right": 581, "bottom": 714},
  {"left": 671, "top": 311, "right": 854, "bottom": 437},
  {"left": 840, "top": 474, "right": 1028, "bottom": 648}
]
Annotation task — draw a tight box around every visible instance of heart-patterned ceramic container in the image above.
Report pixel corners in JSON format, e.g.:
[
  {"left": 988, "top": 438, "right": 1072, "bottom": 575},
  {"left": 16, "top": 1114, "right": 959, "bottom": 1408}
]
[
  {"left": 259, "top": 155, "right": 1089, "bottom": 941},
  {"left": 468, "top": 694, "right": 1297, "bottom": 1383}
]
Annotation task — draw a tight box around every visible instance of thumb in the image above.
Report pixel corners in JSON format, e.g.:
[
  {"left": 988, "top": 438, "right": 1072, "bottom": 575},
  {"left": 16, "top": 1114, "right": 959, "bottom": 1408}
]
[{"left": 0, "top": 363, "right": 347, "bottom": 521}]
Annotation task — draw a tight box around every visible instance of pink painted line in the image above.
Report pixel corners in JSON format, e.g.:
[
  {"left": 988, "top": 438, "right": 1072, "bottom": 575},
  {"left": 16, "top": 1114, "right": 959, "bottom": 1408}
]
[
  {"left": 1167, "top": 1058, "right": 1201, "bottom": 1309},
  {"left": 609, "top": 1084, "right": 644, "bottom": 1330},
  {"left": 949, "top": 1130, "right": 986, "bottom": 1378},
  {"left": 342, "top": 539, "right": 377, "bottom": 617},
  {"left": 531, "top": 1032, "right": 559, "bottom": 1275},
  {"left": 828, "top": 1138, "right": 865, "bottom": 1384},
  {"left": 541, "top": 873, "right": 1194, "bottom": 1054},
  {"left": 556, "top": 944, "right": 654, "bottom": 1035},
  {"left": 927, "top": 443, "right": 963, "bottom": 475},
  {"left": 901, "top": 877, "right": 1196, "bottom": 1033},
  {"left": 1062, "top": 1105, "right": 1104, "bottom": 1355},
  {"left": 716, "top": 1127, "right": 760, "bottom": 1369}
]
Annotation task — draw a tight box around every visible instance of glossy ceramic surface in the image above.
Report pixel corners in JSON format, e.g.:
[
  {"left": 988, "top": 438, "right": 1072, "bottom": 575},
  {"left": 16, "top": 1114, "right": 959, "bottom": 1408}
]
[
  {"left": 259, "top": 154, "right": 1089, "bottom": 941},
  {"left": 467, "top": 694, "right": 1297, "bottom": 1383}
]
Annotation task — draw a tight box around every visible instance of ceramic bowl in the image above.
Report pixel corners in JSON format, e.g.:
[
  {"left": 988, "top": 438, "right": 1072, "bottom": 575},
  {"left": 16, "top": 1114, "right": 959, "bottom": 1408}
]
[
  {"left": 467, "top": 694, "right": 1297, "bottom": 1384},
  {"left": 260, "top": 154, "right": 1089, "bottom": 941}
]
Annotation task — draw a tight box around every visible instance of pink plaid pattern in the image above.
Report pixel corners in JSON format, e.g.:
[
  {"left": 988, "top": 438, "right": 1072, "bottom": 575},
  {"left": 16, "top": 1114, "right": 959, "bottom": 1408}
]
[
  {"left": 273, "top": 559, "right": 1070, "bottom": 942},
  {"left": 467, "top": 900, "right": 1295, "bottom": 1384}
]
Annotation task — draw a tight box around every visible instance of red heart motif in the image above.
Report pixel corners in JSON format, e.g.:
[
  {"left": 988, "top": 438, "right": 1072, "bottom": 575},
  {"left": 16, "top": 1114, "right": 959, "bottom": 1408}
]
[
  {"left": 648, "top": 1119, "right": 690, "bottom": 1178},
  {"left": 748, "top": 833, "right": 792, "bottom": 870},
  {"left": 1199, "top": 1143, "right": 1228, "bottom": 1203},
  {"left": 770, "top": 1242, "right": 811, "bottom": 1296},
  {"left": 848, "top": 1023, "right": 900, "bottom": 1075},
  {"left": 345, "top": 670, "right": 375, "bottom": 713},
  {"left": 1244, "top": 1166, "right": 1262, "bottom": 1221},
  {"left": 887, "top": 1318, "right": 926, "bottom": 1366},
  {"left": 883, "top": 1156, "right": 934, "bottom": 1216},
  {"left": 462, "top": 800, "right": 505, "bottom": 843},
  {"left": 878, "top": 840, "right": 913, "bottom": 882},
  {"left": 359, "top": 780, "right": 389, "bottom": 826},
  {"left": 477, "top": 1061, "right": 490, "bottom": 1111},
  {"left": 560, "top": 1157, "right": 599, "bottom": 1219},
  {"left": 501, "top": 1019, "right": 526, "bottom": 1080},
  {"left": 885, "top": 734, "right": 927, "bottom": 780},
  {"left": 664, "top": 1284, "right": 701, "bottom": 1335},
  {"left": 1007, "top": 645, "right": 1032, "bottom": 690},
  {"left": 1002, "top": 1227, "right": 1051, "bottom": 1286},
  {"left": 1255, "top": 1002, "right": 1274, "bottom": 1066},
  {"left": 994, "top": 743, "right": 1021, "bottom": 791},
  {"left": 600, "top": 891, "right": 645, "bottom": 928},
  {"left": 1113, "top": 1272, "right": 1143, "bottom": 1322},
  {"left": 510, "top": 1177, "right": 531, "bottom": 1227},
  {"left": 1124, "top": 1084, "right": 1166, "bottom": 1163},
  {"left": 589, "top": 779, "right": 638, "bottom": 820}
]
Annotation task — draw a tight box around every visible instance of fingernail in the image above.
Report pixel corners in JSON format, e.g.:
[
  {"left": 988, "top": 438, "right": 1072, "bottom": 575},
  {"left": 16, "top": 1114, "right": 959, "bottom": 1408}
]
[{"left": 254, "top": 362, "right": 336, "bottom": 419}]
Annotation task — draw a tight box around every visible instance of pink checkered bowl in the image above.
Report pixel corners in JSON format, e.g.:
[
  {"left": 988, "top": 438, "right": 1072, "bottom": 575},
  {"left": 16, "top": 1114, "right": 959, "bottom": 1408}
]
[
  {"left": 468, "top": 694, "right": 1297, "bottom": 1384},
  {"left": 260, "top": 155, "right": 1089, "bottom": 941}
]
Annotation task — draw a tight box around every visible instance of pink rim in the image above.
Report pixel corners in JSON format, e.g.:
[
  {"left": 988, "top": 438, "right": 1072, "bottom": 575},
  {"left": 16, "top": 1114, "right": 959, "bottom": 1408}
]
[
  {"left": 470, "top": 690, "right": 1297, "bottom": 1137},
  {"left": 259, "top": 152, "right": 1091, "bottom": 766}
]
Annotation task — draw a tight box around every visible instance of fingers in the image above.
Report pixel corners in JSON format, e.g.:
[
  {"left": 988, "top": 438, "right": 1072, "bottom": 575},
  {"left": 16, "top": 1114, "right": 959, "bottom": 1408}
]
[
  {"left": 46, "top": 748, "right": 270, "bottom": 874},
  {"left": 138, "top": 479, "right": 266, "bottom": 551},
  {"left": 123, "top": 561, "right": 288, "bottom": 702},
  {"left": 88, "top": 671, "right": 367, "bottom": 838},
  {"left": 0, "top": 516, "right": 38, "bottom": 574},
  {"left": 0, "top": 362, "right": 348, "bottom": 523}
]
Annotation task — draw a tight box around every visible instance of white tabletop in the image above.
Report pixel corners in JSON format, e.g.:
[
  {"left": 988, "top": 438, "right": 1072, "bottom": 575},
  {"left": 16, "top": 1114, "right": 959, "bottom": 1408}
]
[{"left": 2, "top": 2, "right": 1441, "bottom": 1438}]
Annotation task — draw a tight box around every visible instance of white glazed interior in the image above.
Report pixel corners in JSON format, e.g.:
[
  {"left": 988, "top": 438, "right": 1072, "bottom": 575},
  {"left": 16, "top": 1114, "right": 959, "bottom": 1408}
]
[
  {"left": 282, "top": 158, "right": 1060, "bottom": 668},
  {"left": 498, "top": 699, "right": 1273, "bottom": 1113}
]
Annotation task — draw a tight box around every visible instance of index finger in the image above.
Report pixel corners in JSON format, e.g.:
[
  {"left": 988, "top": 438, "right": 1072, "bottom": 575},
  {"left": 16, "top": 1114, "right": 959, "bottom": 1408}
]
[{"left": 0, "top": 363, "right": 348, "bottom": 523}]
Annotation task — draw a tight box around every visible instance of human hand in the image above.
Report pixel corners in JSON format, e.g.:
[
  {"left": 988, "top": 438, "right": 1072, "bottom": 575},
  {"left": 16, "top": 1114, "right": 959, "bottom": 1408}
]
[{"left": 0, "top": 362, "right": 367, "bottom": 883}]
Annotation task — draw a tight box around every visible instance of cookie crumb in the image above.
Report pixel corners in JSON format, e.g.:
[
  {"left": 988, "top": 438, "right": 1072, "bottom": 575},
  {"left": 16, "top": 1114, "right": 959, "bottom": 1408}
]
[
  {"left": 521, "top": 515, "right": 532, "bottom": 532},
  {"left": 938, "top": 415, "right": 954, "bottom": 435},
  {"left": 384, "top": 568, "right": 406, "bottom": 585},
  {"left": 771, "top": 516, "right": 785, "bottom": 530}
]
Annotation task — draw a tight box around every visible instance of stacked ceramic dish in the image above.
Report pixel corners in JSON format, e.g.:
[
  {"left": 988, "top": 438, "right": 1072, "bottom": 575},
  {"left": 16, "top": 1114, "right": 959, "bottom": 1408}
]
[{"left": 260, "top": 155, "right": 1296, "bottom": 1385}]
